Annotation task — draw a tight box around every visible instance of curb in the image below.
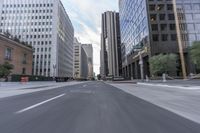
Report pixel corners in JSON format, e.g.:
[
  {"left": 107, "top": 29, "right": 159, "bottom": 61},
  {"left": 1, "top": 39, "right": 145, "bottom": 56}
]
[
  {"left": 111, "top": 81, "right": 137, "bottom": 84},
  {"left": 137, "top": 82, "right": 200, "bottom": 90}
]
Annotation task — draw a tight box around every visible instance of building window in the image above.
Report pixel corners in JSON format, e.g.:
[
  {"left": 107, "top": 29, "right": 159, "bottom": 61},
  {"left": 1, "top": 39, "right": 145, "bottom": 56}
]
[
  {"left": 5, "top": 48, "right": 12, "bottom": 60},
  {"left": 150, "top": 14, "right": 157, "bottom": 21},
  {"left": 159, "top": 14, "right": 166, "bottom": 21},
  {"left": 180, "top": 24, "right": 187, "bottom": 31},
  {"left": 152, "top": 34, "right": 159, "bottom": 42},
  {"left": 151, "top": 24, "right": 158, "bottom": 31},
  {"left": 22, "top": 53, "right": 27, "bottom": 64},
  {"left": 162, "top": 34, "right": 168, "bottom": 41},
  {"left": 157, "top": 4, "right": 165, "bottom": 11},
  {"left": 171, "top": 34, "right": 177, "bottom": 41},
  {"left": 149, "top": 5, "right": 155, "bottom": 11},
  {"left": 160, "top": 24, "right": 167, "bottom": 31},
  {"left": 22, "top": 68, "right": 26, "bottom": 75},
  {"left": 167, "top": 4, "right": 173, "bottom": 11},
  {"left": 168, "top": 14, "right": 175, "bottom": 20},
  {"left": 170, "top": 24, "right": 176, "bottom": 30}
]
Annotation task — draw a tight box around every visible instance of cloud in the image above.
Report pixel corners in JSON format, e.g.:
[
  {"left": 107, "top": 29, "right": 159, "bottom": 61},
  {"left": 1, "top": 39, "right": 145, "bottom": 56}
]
[{"left": 61, "top": 0, "right": 118, "bottom": 74}]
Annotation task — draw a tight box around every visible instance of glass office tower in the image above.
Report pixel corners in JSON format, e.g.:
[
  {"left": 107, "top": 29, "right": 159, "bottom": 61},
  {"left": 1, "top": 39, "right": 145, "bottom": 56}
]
[
  {"left": 119, "top": 0, "right": 151, "bottom": 79},
  {"left": 119, "top": 0, "right": 178, "bottom": 79},
  {"left": 119, "top": 0, "right": 149, "bottom": 67},
  {"left": 176, "top": 0, "right": 200, "bottom": 47},
  {"left": 119, "top": 0, "right": 200, "bottom": 79},
  {"left": 175, "top": 0, "right": 200, "bottom": 73}
]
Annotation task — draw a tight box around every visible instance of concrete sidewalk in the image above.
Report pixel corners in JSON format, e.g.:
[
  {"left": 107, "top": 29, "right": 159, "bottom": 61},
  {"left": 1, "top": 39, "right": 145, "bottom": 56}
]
[
  {"left": 0, "top": 81, "right": 88, "bottom": 99},
  {"left": 0, "top": 81, "right": 58, "bottom": 90},
  {"left": 137, "top": 79, "right": 200, "bottom": 90},
  {"left": 106, "top": 79, "right": 200, "bottom": 89},
  {"left": 143, "top": 79, "right": 200, "bottom": 86},
  {"left": 137, "top": 82, "right": 200, "bottom": 90},
  {"left": 108, "top": 82, "right": 200, "bottom": 124}
]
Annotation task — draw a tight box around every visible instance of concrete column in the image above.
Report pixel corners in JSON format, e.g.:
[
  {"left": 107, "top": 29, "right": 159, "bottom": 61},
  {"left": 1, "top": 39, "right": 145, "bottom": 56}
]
[
  {"left": 128, "top": 64, "right": 131, "bottom": 79},
  {"left": 134, "top": 62, "right": 138, "bottom": 79},
  {"left": 125, "top": 66, "right": 128, "bottom": 79},
  {"left": 130, "top": 63, "right": 133, "bottom": 80}
]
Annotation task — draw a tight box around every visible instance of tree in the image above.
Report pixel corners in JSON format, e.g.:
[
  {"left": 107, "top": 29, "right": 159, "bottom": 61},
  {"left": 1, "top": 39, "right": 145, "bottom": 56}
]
[
  {"left": 0, "top": 62, "right": 14, "bottom": 79},
  {"left": 4, "top": 30, "right": 11, "bottom": 37},
  {"left": 97, "top": 74, "right": 101, "bottom": 80},
  {"left": 149, "top": 54, "right": 177, "bottom": 76},
  {"left": 13, "top": 36, "right": 20, "bottom": 43},
  {"left": 190, "top": 41, "right": 200, "bottom": 70}
]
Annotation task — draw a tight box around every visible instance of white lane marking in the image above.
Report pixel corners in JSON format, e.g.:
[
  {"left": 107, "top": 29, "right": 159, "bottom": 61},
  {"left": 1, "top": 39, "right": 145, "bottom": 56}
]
[
  {"left": 70, "top": 90, "right": 93, "bottom": 94},
  {"left": 15, "top": 93, "right": 65, "bottom": 114},
  {"left": 83, "top": 85, "right": 87, "bottom": 87}
]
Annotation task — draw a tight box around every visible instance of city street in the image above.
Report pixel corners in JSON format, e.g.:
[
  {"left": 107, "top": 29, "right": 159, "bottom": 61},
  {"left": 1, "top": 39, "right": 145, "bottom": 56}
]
[
  {"left": 0, "top": 81, "right": 200, "bottom": 133},
  {"left": 0, "top": 0, "right": 199, "bottom": 132}
]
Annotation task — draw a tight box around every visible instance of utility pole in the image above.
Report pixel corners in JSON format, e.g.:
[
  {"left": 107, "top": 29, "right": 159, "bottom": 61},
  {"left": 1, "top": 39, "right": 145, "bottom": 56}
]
[{"left": 173, "top": 0, "right": 187, "bottom": 79}]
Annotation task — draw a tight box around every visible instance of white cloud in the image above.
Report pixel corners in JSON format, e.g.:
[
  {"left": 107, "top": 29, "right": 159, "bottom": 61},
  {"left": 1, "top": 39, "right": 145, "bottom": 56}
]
[{"left": 62, "top": 0, "right": 118, "bottom": 74}]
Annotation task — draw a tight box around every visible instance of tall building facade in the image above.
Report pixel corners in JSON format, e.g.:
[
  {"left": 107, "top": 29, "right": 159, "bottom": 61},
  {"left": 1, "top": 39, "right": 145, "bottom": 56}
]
[
  {"left": 0, "top": 0, "right": 74, "bottom": 77},
  {"left": 73, "top": 38, "right": 88, "bottom": 80},
  {"left": 82, "top": 44, "right": 93, "bottom": 79},
  {"left": 100, "top": 11, "right": 122, "bottom": 79},
  {"left": 119, "top": 0, "right": 200, "bottom": 79}
]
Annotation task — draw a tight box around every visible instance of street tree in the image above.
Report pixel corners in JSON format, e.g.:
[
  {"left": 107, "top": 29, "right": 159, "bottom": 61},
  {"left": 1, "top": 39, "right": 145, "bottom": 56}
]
[
  {"left": 190, "top": 41, "right": 200, "bottom": 70},
  {"left": 0, "top": 62, "right": 14, "bottom": 79},
  {"left": 149, "top": 54, "right": 177, "bottom": 76},
  {"left": 97, "top": 74, "right": 101, "bottom": 80}
]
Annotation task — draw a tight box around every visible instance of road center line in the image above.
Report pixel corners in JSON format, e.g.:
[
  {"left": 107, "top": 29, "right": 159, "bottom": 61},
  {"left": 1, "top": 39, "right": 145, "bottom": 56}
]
[{"left": 15, "top": 93, "right": 66, "bottom": 114}]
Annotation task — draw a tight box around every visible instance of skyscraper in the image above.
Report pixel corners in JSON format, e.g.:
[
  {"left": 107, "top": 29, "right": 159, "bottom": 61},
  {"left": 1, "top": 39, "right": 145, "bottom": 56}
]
[
  {"left": 175, "top": 0, "right": 200, "bottom": 46},
  {"left": 100, "top": 11, "right": 122, "bottom": 79},
  {"left": 119, "top": 0, "right": 200, "bottom": 79},
  {"left": 0, "top": 0, "right": 74, "bottom": 77},
  {"left": 175, "top": 0, "right": 200, "bottom": 74},
  {"left": 73, "top": 38, "right": 88, "bottom": 80},
  {"left": 82, "top": 44, "right": 93, "bottom": 79}
]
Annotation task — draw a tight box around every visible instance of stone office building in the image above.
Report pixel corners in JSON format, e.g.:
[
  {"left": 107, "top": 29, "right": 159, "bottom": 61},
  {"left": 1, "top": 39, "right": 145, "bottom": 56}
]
[{"left": 0, "top": 34, "right": 33, "bottom": 75}]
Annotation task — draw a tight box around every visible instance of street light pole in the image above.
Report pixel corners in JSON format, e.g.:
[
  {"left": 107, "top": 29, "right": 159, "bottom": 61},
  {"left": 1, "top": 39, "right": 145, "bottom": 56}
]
[
  {"left": 173, "top": 0, "right": 187, "bottom": 80},
  {"left": 139, "top": 51, "right": 144, "bottom": 82}
]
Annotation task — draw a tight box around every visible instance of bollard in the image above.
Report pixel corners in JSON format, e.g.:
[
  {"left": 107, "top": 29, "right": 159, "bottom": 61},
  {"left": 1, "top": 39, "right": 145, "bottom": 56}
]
[
  {"left": 21, "top": 77, "right": 28, "bottom": 84},
  {"left": 146, "top": 75, "right": 149, "bottom": 82},
  {"left": 162, "top": 73, "right": 167, "bottom": 82}
]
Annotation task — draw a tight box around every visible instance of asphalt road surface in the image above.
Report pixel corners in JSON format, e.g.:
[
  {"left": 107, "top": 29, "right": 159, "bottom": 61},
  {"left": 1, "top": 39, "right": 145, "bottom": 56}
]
[{"left": 0, "top": 82, "right": 200, "bottom": 133}]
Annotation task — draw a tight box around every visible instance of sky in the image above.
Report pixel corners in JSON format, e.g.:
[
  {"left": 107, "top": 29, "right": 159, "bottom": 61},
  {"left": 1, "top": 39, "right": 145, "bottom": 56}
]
[{"left": 61, "top": 0, "right": 118, "bottom": 75}]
